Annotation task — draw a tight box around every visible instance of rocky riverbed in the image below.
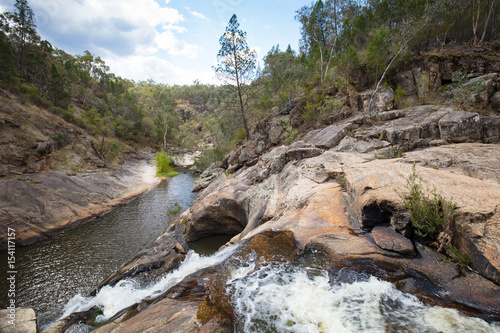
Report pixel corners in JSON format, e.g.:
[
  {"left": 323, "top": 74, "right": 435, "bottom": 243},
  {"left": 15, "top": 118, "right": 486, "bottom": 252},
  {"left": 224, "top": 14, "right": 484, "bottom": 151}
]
[{"left": 44, "top": 105, "right": 500, "bottom": 332}]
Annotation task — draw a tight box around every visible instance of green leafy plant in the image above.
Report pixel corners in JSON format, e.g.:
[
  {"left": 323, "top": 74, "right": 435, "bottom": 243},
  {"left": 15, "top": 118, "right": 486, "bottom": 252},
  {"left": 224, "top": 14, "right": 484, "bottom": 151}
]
[
  {"left": 404, "top": 164, "right": 456, "bottom": 252},
  {"left": 155, "top": 151, "right": 179, "bottom": 178},
  {"left": 281, "top": 118, "right": 300, "bottom": 145},
  {"left": 335, "top": 174, "right": 346, "bottom": 190},
  {"left": 167, "top": 202, "right": 182, "bottom": 216},
  {"left": 444, "top": 245, "right": 469, "bottom": 267}
]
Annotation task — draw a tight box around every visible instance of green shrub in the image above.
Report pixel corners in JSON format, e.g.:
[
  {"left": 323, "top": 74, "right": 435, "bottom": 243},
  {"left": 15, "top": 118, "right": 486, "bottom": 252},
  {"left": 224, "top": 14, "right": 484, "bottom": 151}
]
[
  {"left": 394, "top": 86, "right": 406, "bottom": 108},
  {"left": 194, "top": 147, "right": 226, "bottom": 170},
  {"left": 234, "top": 127, "right": 247, "bottom": 142},
  {"left": 155, "top": 151, "right": 178, "bottom": 178},
  {"left": 444, "top": 245, "right": 469, "bottom": 267},
  {"left": 404, "top": 165, "right": 456, "bottom": 248},
  {"left": 281, "top": 118, "right": 300, "bottom": 145}
]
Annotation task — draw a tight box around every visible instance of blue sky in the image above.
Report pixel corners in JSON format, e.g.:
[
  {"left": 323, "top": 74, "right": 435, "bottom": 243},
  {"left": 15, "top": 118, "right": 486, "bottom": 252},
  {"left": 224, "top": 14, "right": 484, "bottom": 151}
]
[{"left": 1, "top": 0, "right": 310, "bottom": 85}]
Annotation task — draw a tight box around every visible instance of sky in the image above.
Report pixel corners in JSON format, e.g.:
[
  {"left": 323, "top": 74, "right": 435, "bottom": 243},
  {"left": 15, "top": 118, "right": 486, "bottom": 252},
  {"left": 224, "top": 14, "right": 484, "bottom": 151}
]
[{"left": 0, "top": 0, "right": 310, "bottom": 85}]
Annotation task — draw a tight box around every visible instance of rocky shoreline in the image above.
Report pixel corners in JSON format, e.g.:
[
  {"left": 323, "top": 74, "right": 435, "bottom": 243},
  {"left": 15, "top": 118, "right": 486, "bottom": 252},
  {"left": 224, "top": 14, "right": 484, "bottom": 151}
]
[
  {"left": 0, "top": 153, "right": 160, "bottom": 250},
  {"left": 43, "top": 104, "right": 500, "bottom": 332}
]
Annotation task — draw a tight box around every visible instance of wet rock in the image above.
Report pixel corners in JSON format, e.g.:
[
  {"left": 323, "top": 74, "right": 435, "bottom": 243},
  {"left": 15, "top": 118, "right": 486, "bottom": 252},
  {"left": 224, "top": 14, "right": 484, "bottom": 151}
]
[
  {"left": 99, "top": 225, "right": 188, "bottom": 288},
  {"left": 0, "top": 308, "right": 38, "bottom": 333},
  {"left": 371, "top": 226, "right": 416, "bottom": 256},
  {"left": 439, "top": 111, "right": 481, "bottom": 143},
  {"left": 93, "top": 299, "right": 201, "bottom": 333},
  {"left": 192, "top": 163, "right": 223, "bottom": 192}
]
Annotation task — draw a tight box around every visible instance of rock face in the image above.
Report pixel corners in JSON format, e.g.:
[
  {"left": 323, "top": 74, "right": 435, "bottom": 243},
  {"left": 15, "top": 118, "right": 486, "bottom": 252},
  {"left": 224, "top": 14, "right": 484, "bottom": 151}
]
[
  {"left": 439, "top": 111, "right": 482, "bottom": 142},
  {"left": 0, "top": 308, "right": 38, "bottom": 333},
  {"left": 0, "top": 157, "right": 160, "bottom": 249},
  {"left": 192, "top": 163, "right": 223, "bottom": 192}
]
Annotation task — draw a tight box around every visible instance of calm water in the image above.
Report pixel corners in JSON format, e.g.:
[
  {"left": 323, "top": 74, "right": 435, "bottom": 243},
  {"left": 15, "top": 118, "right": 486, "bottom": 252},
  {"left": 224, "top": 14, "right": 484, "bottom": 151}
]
[{"left": 0, "top": 172, "right": 196, "bottom": 327}]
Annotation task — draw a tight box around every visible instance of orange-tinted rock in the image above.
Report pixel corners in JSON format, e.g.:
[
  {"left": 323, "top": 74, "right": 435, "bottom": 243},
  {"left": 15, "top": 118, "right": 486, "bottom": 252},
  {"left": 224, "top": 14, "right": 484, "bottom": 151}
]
[{"left": 372, "top": 226, "right": 416, "bottom": 256}]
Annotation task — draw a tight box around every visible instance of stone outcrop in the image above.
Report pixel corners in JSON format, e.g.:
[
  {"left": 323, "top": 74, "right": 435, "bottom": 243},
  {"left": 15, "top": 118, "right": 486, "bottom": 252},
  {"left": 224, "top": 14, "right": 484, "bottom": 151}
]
[
  {"left": 0, "top": 308, "right": 38, "bottom": 333},
  {"left": 192, "top": 163, "right": 223, "bottom": 192},
  {"left": 0, "top": 157, "right": 160, "bottom": 249},
  {"left": 350, "top": 87, "right": 395, "bottom": 112}
]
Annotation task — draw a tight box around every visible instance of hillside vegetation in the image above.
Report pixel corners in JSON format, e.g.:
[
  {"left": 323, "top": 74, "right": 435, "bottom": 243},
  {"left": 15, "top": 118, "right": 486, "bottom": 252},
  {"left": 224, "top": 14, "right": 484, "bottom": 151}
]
[{"left": 1, "top": 0, "right": 499, "bottom": 175}]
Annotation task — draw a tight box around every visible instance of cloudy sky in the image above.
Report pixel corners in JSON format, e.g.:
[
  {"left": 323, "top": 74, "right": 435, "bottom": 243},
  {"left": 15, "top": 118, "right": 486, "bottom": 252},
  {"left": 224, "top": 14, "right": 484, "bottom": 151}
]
[{"left": 1, "top": 0, "right": 308, "bottom": 85}]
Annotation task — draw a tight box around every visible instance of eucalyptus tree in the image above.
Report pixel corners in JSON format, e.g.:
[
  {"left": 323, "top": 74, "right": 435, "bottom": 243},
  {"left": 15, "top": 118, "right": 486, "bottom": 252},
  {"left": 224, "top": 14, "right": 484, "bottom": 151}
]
[
  {"left": 3, "top": 0, "right": 39, "bottom": 77},
  {"left": 213, "top": 14, "right": 256, "bottom": 140}
]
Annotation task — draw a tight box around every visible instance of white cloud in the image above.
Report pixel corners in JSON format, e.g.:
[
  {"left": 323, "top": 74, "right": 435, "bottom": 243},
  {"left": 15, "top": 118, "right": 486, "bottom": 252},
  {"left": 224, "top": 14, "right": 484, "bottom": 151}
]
[
  {"left": 30, "top": 0, "right": 200, "bottom": 59},
  {"left": 155, "top": 30, "right": 201, "bottom": 58},
  {"left": 105, "top": 55, "right": 216, "bottom": 85},
  {"left": 190, "top": 10, "right": 210, "bottom": 21}
]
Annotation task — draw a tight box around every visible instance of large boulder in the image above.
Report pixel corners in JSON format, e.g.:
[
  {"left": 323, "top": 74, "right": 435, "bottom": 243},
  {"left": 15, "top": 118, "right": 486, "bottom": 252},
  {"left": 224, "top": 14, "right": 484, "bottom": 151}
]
[
  {"left": 304, "top": 124, "right": 349, "bottom": 149},
  {"left": 351, "top": 87, "right": 395, "bottom": 112},
  {"left": 482, "top": 116, "right": 500, "bottom": 143},
  {"left": 439, "top": 111, "right": 482, "bottom": 143},
  {"left": 463, "top": 73, "right": 498, "bottom": 107}
]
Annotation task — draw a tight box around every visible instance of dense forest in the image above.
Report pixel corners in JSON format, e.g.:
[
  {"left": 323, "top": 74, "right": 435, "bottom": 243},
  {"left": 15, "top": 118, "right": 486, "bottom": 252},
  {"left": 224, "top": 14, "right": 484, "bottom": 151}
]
[{"left": 1, "top": 0, "right": 498, "bottom": 168}]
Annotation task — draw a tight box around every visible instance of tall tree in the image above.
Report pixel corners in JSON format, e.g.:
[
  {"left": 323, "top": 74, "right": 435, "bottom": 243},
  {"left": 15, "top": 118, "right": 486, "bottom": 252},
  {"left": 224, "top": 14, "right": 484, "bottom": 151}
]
[
  {"left": 5, "top": 0, "right": 39, "bottom": 77},
  {"left": 213, "top": 14, "right": 256, "bottom": 140}
]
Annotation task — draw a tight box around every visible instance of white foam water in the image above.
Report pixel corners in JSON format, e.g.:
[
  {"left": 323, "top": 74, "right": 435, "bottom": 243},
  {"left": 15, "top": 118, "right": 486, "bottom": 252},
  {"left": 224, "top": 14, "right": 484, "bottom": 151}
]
[
  {"left": 61, "top": 243, "right": 239, "bottom": 322},
  {"left": 228, "top": 264, "right": 500, "bottom": 333}
]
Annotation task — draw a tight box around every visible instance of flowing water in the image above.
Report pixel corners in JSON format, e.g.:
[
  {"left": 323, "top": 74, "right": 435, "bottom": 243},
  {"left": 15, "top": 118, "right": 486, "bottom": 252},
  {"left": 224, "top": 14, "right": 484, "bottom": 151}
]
[
  {"left": 58, "top": 245, "right": 500, "bottom": 333},
  {"left": 0, "top": 171, "right": 196, "bottom": 328},
  {"left": 227, "top": 254, "right": 500, "bottom": 333}
]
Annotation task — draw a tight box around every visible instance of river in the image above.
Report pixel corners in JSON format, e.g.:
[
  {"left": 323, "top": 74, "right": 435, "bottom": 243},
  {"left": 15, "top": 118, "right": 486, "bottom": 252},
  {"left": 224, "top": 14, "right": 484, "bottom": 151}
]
[{"left": 0, "top": 171, "right": 196, "bottom": 328}]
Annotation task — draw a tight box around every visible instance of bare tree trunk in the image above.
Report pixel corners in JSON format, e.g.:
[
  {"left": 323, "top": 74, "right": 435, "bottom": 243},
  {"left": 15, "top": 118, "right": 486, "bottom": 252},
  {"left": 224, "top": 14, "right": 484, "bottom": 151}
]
[
  {"left": 472, "top": 0, "right": 482, "bottom": 45},
  {"left": 367, "top": 44, "right": 406, "bottom": 113},
  {"left": 233, "top": 50, "right": 250, "bottom": 140},
  {"left": 480, "top": 0, "right": 495, "bottom": 44}
]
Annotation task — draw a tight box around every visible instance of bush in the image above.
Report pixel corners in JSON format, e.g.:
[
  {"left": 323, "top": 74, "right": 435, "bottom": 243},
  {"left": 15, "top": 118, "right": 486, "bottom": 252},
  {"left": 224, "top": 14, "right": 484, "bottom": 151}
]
[
  {"left": 155, "top": 151, "right": 178, "bottom": 178},
  {"left": 404, "top": 164, "right": 456, "bottom": 252},
  {"left": 194, "top": 147, "right": 226, "bottom": 170}
]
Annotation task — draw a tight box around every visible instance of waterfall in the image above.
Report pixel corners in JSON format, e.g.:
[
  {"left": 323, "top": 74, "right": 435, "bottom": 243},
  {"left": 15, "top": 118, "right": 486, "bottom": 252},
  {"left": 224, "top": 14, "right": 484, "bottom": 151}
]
[
  {"left": 61, "top": 243, "right": 239, "bottom": 323},
  {"left": 228, "top": 263, "right": 500, "bottom": 333}
]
